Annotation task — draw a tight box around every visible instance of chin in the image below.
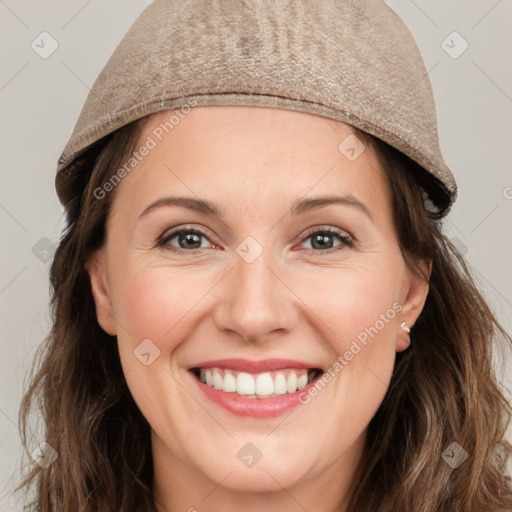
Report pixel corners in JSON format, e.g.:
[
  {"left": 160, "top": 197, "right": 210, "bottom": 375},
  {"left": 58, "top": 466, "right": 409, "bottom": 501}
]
[{"left": 199, "top": 456, "right": 309, "bottom": 493}]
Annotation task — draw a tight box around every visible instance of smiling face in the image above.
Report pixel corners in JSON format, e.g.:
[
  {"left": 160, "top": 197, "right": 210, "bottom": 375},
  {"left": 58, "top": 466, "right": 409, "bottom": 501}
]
[{"left": 86, "top": 106, "right": 430, "bottom": 510}]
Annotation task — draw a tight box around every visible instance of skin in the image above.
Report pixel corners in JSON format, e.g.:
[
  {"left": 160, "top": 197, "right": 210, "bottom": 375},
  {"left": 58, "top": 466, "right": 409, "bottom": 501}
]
[{"left": 86, "top": 106, "right": 430, "bottom": 512}]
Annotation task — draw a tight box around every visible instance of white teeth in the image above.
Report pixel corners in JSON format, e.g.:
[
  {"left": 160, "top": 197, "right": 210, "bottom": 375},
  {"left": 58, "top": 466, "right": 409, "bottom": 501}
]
[
  {"left": 236, "top": 372, "right": 255, "bottom": 395},
  {"left": 223, "top": 372, "right": 237, "bottom": 392},
  {"left": 274, "top": 373, "right": 288, "bottom": 395},
  {"left": 255, "top": 373, "right": 274, "bottom": 396},
  {"left": 286, "top": 373, "right": 297, "bottom": 393},
  {"left": 212, "top": 368, "right": 223, "bottom": 390},
  {"left": 297, "top": 373, "right": 308, "bottom": 390},
  {"left": 198, "top": 368, "right": 318, "bottom": 397}
]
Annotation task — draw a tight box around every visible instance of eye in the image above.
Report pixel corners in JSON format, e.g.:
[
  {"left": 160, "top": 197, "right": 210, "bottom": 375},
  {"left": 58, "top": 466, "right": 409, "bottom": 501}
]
[
  {"left": 156, "top": 227, "right": 216, "bottom": 254},
  {"left": 156, "top": 225, "right": 353, "bottom": 255},
  {"left": 298, "top": 226, "right": 353, "bottom": 255}
]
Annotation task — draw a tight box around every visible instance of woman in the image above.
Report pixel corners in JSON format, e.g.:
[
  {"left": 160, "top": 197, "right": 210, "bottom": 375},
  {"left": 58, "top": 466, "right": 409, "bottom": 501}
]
[{"left": 17, "top": 1, "right": 512, "bottom": 510}]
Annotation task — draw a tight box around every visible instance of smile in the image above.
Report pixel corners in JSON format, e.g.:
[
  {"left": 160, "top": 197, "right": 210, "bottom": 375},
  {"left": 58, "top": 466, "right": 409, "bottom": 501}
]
[
  {"left": 188, "top": 359, "right": 324, "bottom": 417},
  {"left": 192, "top": 367, "right": 322, "bottom": 398}
]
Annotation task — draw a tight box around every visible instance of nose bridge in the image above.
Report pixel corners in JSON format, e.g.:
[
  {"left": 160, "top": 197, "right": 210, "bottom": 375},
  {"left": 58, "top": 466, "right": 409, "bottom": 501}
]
[
  {"left": 235, "top": 242, "right": 276, "bottom": 301},
  {"left": 215, "top": 236, "right": 294, "bottom": 341}
]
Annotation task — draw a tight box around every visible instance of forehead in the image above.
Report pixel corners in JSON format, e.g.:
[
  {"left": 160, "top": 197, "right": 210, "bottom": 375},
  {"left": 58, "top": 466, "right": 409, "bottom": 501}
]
[{"left": 110, "top": 106, "right": 391, "bottom": 221}]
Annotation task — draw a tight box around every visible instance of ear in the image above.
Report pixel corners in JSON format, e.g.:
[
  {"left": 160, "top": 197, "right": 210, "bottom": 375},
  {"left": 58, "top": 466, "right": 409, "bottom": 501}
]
[
  {"left": 85, "top": 248, "right": 118, "bottom": 336},
  {"left": 396, "top": 258, "right": 432, "bottom": 352}
]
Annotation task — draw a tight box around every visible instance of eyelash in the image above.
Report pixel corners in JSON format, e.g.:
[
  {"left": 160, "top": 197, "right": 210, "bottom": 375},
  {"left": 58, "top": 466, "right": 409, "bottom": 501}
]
[{"left": 155, "top": 225, "right": 353, "bottom": 255}]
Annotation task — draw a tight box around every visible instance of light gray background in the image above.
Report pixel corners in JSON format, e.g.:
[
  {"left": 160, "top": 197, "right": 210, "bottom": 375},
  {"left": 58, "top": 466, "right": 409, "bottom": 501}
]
[{"left": 1, "top": 1, "right": 511, "bottom": 509}]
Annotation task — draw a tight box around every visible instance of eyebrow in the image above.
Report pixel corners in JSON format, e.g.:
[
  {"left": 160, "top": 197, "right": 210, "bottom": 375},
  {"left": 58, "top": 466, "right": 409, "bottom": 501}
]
[{"left": 138, "top": 194, "right": 373, "bottom": 221}]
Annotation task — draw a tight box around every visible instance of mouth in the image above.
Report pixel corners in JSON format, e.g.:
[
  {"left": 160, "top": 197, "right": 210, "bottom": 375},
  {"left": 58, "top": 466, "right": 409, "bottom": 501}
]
[
  {"left": 189, "top": 367, "right": 323, "bottom": 398},
  {"left": 187, "top": 359, "right": 324, "bottom": 417}
]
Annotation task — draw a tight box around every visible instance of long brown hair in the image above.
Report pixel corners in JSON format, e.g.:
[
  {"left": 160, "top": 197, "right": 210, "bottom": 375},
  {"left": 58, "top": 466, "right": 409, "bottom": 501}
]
[{"left": 16, "top": 116, "right": 512, "bottom": 511}]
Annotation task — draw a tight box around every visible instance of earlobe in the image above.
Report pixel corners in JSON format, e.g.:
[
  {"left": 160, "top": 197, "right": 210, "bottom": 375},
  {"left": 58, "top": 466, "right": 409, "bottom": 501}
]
[
  {"left": 396, "top": 322, "right": 411, "bottom": 352},
  {"left": 85, "top": 249, "right": 118, "bottom": 336},
  {"left": 396, "top": 259, "right": 432, "bottom": 352}
]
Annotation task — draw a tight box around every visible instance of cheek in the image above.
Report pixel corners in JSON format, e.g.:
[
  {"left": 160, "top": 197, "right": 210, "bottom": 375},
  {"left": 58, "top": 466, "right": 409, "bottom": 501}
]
[
  {"left": 296, "top": 265, "right": 401, "bottom": 437},
  {"left": 299, "top": 260, "right": 402, "bottom": 349},
  {"left": 112, "top": 263, "right": 221, "bottom": 371},
  {"left": 115, "top": 270, "right": 187, "bottom": 350},
  {"left": 294, "top": 258, "right": 403, "bottom": 411},
  {"left": 112, "top": 268, "right": 198, "bottom": 432}
]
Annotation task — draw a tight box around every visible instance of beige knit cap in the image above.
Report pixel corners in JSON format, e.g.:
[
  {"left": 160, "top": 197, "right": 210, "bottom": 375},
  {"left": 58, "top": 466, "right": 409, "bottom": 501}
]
[{"left": 56, "top": 0, "right": 457, "bottom": 217}]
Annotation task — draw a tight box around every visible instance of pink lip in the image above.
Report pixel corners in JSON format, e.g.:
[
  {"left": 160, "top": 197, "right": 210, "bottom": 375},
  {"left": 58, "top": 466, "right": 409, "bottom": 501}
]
[
  {"left": 188, "top": 358, "right": 319, "bottom": 373},
  {"left": 190, "top": 372, "right": 320, "bottom": 418}
]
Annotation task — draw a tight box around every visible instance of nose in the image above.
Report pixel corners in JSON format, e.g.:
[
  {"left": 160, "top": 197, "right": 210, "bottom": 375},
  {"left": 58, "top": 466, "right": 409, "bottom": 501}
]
[{"left": 214, "top": 244, "right": 299, "bottom": 344}]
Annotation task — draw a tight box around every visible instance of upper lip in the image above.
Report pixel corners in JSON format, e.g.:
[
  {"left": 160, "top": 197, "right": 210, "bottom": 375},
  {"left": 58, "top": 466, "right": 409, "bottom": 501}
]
[{"left": 188, "top": 358, "right": 321, "bottom": 373}]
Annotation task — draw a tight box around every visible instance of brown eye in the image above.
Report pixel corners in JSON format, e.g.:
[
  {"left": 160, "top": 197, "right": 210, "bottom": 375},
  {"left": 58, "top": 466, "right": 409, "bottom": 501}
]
[
  {"left": 157, "top": 228, "right": 213, "bottom": 253},
  {"left": 299, "top": 227, "right": 353, "bottom": 254}
]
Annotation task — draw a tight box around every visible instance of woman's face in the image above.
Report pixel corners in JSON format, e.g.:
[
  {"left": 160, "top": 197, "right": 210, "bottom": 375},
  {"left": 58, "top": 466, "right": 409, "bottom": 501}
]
[{"left": 87, "top": 106, "right": 429, "bottom": 507}]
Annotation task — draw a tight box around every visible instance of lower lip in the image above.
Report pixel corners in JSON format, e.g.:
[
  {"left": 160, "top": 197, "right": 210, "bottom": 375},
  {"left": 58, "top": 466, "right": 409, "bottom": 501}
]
[{"left": 191, "top": 371, "right": 321, "bottom": 418}]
